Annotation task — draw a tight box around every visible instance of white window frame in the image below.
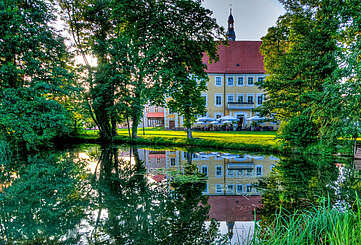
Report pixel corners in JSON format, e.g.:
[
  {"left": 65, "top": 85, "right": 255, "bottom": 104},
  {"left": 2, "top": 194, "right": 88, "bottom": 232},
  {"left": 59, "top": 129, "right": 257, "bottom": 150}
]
[
  {"left": 236, "top": 76, "right": 244, "bottom": 86},
  {"left": 236, "top": 94, "right": 244, "bottom": 104},
  {"left": 236, "top": 184, "right": 243, "bottom": 193},
  {"left": 226, "top": 76, "right": 234, "bottom": 86},
  {"left": 257, "top": 76, "right": 265, "bottom": 83},
  {"left": 201, "top": 165, "right": 208, "bottom": 176},
  {"left": 247, "top": 76, "right": 255, "bottom": 86},
  {"left": 246, "top": 184, "right": 253, "bottom": 193},
  {"left": 214, "top": 94, "right": 223, "bottom": 107},
  {"left": 215, "top": 165, "right": 223, "bottom": 177},
  {"left": 226, "top": 184, "right": 234, "bottom": 193},
  {"left": 256, "top": 94, "right": 264, "bottom": 106},
  {"left": 255, "top": 165, "right": 263, "bottom": 176},
  {"left": 247, "top": 94, "right": 254, "bottom": 104},
  {"left": 215, "top": 184, "right": 223, "bottom": 193},
  {"left": 215, "top": 76, "right": 223, "bottom": 87},
  {"left": 227, "top": 169, "right": 235, "bottom": 177},
  {"left": 226, "top": 94, "right": 234, "bottom": 104}
]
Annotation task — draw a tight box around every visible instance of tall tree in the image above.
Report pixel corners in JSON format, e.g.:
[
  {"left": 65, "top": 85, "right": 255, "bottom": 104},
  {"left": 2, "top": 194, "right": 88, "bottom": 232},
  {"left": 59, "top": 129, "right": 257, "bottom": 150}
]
[
  {"left": 0, "top": 0, "right": 74, "bottom": 151},
  {"left": 259, "top": 0, "right": 339, "bottom": 148},
  {"left": 60, "top": 0, "right": 223, "bottom": 141}
]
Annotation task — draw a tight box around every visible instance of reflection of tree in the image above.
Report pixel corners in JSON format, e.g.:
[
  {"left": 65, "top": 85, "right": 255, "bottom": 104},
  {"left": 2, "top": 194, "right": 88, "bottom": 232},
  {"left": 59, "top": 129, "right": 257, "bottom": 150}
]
[
  {"left": 88, "top": 144, "right": 219, "bottom": 244},
  {"left": 258, "top": 155, "right": 338, "bottom": 226},
  {"left": 338, "top": 160, "right": 361, "bottom": 211},
  {"left": 0, "top": 153, "right": 89, "bottom": 243}
]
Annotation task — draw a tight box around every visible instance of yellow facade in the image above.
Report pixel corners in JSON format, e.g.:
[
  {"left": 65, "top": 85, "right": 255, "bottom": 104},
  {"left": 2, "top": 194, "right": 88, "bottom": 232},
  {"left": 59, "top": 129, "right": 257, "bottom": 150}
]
[{"left": 164, "top": 73, "right": 278, "bottom": 129}]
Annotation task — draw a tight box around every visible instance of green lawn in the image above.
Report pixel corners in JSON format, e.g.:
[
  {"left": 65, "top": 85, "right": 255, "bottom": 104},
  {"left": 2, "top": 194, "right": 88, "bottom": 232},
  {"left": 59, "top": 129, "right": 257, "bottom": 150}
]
[{"left": 80, "top": 128, "right": 280, "bottom": 152}]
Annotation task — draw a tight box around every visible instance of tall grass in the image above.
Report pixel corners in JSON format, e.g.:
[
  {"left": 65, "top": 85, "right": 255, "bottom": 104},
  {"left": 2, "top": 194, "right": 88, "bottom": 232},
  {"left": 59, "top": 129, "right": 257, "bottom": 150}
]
[{"left": 250, "top": 197, "right": 361, "bottom": 245}]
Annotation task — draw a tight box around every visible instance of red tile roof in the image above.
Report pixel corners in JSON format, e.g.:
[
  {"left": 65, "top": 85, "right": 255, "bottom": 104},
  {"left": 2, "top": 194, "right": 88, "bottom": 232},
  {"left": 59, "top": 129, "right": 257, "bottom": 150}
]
[{"left": 203, "top": 41, "right": 265, "bottom": 74}]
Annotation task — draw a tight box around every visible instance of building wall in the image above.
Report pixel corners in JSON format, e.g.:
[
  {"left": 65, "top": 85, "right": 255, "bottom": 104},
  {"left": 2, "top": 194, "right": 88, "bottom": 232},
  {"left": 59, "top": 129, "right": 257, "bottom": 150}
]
[{"left": 164, "top": 73, "right": 269, "bottom": 129}]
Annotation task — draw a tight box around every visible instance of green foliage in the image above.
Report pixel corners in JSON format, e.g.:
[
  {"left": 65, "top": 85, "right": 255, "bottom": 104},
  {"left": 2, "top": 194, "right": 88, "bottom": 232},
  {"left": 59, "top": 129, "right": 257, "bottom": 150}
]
[
  {"left": 0, "top": 0, "right": 74, "bottom": 151},
  {"left": 60, "top": 0, "right": 223, "bottom": 140},
  {"left": 277, "top": 115, "right": 318, "bottom": 148},
  {"left": 259, "top": 0, "right": 339, "bottom": 148},
  {"left": 0, "top": 154, "right": 89, "bottom": 244},
  {"left": 254, "top": 198, "right": 361, "bottom": 245}
]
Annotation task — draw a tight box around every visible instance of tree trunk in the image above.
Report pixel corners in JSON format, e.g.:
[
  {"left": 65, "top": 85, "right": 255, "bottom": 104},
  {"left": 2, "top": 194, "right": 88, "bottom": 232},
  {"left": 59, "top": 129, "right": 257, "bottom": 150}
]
[
  {"left": 126, "top": 116, "right": 131, "bottom": 140},
  {"left": 187, "top": 127, "right": 193, "bottom": 139}
]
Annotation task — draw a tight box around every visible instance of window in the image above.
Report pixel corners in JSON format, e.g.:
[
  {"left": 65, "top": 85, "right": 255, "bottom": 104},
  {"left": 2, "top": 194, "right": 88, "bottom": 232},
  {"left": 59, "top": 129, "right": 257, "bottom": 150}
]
[
  {"left": 215, "top": 94, "right": 222, "bottom": 106},
  {"left": 236, "top": 184, "right": 243, "bottom": 193},
  {"left": 170, "top": 158, "right": 176, "bottom": 167},
  {"left": 246, "top": 184, "right": 253, "bottom": 193},
  {"left": 257, "top": 95, "right": 263, "bottom": 105},
  {"left": 237, "top": 95, "right": 243, "bottom": 103},
  {"left": 226, "top": 184, "right": 234, "bottom": 193},
  {"left": 248, "top": 77, "right": 254, "bottom": 85},
  {"left": 256, "top": 166, "right": 263, "bottom": 176},
  {"left": 215, "top": 76, "right": 222, "bottom": 86},
  {"left": 215, "top": 184, "right": 223, "bottom": 193},
  {"left": 201, "top": 165, "right": 208, "bottom": 176},
  {"left": 237, "top": 76, "right": 244, "bottom": 86},
  {"left": 247, "top": 96, "right": 254, "bottom": 104},
  {"left": 227, "top": 95, "right": 234, "bottom": 103},
  {"left": 257, "top": 76, "right": 264, "bottom": 83},
  {"left": 215, "top": 165, "right": 223, "bottom": 177},
  {"left": 227, "top": 169, "right": 234, "bottom": 177},
  {"left": 227, "top": 77, "right": 234, "bottom": 86}
]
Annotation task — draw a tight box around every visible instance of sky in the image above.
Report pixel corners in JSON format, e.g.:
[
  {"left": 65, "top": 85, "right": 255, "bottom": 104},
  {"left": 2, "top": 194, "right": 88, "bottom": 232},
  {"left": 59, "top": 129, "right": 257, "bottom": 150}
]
[{"left": 201, "top": 0, "right": 285, "bottom": 40}]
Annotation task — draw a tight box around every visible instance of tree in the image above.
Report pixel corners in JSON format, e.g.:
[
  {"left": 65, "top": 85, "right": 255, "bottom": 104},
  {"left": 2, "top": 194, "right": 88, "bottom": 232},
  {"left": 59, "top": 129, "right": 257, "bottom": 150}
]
[
  {"left": 259, "top": 0, "right": 339, "bottom": 148},
  {"left": 60, "top": 0, "right": 223, "bottom": 141},
  {"left": 0, "top": 0, "right": 74, "bottom": 151}
]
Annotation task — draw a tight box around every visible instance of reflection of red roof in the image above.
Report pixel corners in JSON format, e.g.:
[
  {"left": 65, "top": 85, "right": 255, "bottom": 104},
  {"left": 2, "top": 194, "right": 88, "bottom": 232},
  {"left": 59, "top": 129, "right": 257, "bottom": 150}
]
[
  {"left": 208, "top": 196, "right": 262, "bottom": 221},
  {"left": 147, "top": 112, "right": 164, "bottom": 118},
  {"left": 149, "top": 154, "right": 166, "bottom": 159},
  {"left": 203, "top": 41, "right": 265, "bottom": 74},
  {"left": 151, "top": 174, "right": 166, "bottom": 182}
]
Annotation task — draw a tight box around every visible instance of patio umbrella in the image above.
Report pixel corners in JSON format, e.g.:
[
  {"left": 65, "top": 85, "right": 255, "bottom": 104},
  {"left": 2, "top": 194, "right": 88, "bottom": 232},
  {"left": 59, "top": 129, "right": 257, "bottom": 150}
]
[
  {"left": 219, "top": 115, "right": 239, "bottom": 121},
  {"left": 210, "top": 120, "right": 223, "bottom": 125},
  {"left": 196, "top": 116, "right": 215, "bottom": 122},
  {"left": 195, "top": 121, "right": 209, "bottom": 125},
  {"left": 248, "top": 115, "right": 266, "bottom": 121}
]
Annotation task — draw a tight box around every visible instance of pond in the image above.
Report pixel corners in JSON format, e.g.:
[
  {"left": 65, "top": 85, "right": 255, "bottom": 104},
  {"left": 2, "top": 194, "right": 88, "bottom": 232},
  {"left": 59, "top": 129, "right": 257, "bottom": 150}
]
[{"left": 0, "top": 144, "right": 359, "bottom": 244}]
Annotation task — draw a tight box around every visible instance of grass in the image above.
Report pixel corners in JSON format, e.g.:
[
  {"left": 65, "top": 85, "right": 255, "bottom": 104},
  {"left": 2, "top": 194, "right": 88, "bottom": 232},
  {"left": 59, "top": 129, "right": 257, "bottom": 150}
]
[
  {"left": 74, "top": 128, "right": 281, "bottom": 153},
  {"left": 247, "top": 198, "right": 361, "bottom": 245}
]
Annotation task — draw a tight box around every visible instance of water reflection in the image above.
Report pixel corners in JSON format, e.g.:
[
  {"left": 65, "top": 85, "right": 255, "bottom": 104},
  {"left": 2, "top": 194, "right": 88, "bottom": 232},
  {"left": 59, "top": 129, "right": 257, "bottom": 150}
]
[
  {"left": 257, "top": 154, "right": 355, "bottom": 227},
  {"left": 3, "top": 144, "right": 356, "bottom": 244},
  {"left": 0, "top": 145, "right": 221, "bottom": 244}
]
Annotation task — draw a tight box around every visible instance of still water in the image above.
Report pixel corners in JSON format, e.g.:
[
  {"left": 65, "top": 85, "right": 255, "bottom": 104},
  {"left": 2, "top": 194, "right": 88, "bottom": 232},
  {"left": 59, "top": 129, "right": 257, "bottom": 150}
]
[{"left": 0, "top": 144, "right": 358, "bottom": 244}]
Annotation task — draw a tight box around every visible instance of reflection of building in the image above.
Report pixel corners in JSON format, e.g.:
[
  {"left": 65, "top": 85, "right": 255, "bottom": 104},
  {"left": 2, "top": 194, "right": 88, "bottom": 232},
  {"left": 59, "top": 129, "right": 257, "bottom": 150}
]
[{"left": 139, "top": 148, "right": 278, "bottom": 196}]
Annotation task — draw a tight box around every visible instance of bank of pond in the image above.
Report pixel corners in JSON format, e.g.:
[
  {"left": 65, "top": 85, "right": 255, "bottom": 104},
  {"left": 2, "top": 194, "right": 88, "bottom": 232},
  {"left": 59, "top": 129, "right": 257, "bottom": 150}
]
[{"left": 0, "top": 144, "right": 360, "bottom": 244}]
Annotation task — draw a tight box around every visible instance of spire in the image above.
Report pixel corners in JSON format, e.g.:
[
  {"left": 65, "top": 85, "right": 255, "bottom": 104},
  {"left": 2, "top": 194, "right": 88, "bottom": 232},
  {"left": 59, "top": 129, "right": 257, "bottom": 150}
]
[{"left": 226, "top": 8, "right": 236, "bottom": 41}]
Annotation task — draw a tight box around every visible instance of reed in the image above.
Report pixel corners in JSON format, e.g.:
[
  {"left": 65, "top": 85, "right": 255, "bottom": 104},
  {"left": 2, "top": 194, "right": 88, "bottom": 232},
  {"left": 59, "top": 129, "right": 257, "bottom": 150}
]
[{"left": 251, "top": 196, "right": 361, "bottom": 245}]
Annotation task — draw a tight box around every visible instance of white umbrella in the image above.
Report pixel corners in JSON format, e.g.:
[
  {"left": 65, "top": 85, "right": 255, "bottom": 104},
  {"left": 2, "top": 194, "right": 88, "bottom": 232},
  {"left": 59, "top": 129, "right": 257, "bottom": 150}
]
[
  {"left": 248, "top": 116, "right": 266, "bottom": 121},
  {"left": 223, "top": 120, "right": 233, "bottom": 124},
  {"left": 195, "top": 121, "right": 209, "bottom": 125},
  {"left": 210, "top": 120, "right": 223, "bottom": 125},
  {"left": 196, "top": 116, "right": 215, "bottom": 122},
  {"left": 219, "top": 115, "right": 239, "bottom": 121}
]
